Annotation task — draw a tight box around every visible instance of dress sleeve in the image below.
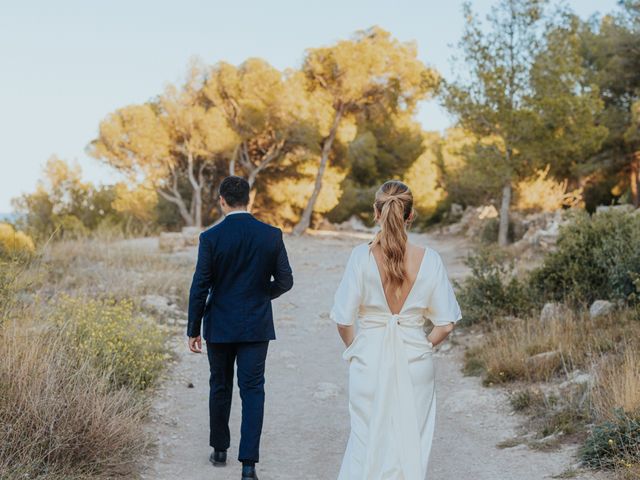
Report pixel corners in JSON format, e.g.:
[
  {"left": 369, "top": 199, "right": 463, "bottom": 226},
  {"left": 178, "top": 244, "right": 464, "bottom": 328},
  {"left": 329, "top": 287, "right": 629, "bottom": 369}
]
[
  {"left": 330, "top": 247, "right": 362, "bottom": 326},
  {"left": 427, "top": 252, "right": 462, "bottom": 326}
]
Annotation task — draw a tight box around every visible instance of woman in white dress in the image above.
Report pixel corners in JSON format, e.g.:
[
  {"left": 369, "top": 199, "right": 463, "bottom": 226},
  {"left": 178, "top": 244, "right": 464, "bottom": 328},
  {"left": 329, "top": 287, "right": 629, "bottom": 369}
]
[{"left": 331, "top": 180, "right": 462, "bottom": 480}]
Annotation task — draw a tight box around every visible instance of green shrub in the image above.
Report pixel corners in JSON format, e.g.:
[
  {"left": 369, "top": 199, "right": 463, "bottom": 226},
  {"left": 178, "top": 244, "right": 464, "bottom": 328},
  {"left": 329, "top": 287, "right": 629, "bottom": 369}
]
[
  {"left": 581, "top": 410, "right": 640, "bottom": 470},
  {"left": 529, "top": 210, "right": 640, "bottom": 305},
  {"left": 455, "top": 248, "right": 534, "bottom": 324},
  {"left": 51, "top": 295, "right": 170, "bottom": 390}
]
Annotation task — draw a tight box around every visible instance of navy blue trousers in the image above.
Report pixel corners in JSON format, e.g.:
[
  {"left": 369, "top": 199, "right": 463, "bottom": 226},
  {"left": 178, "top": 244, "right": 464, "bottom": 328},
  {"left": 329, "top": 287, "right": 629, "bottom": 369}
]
[{"left": 206, "top": 341, "right": 269, "bottom": 463}]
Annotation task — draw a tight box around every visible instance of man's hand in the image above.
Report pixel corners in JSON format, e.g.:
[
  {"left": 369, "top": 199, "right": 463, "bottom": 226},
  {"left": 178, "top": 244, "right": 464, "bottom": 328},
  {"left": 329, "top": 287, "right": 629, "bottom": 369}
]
[{"left": 188, "top": 336, "right": 202, "bottom": 354}]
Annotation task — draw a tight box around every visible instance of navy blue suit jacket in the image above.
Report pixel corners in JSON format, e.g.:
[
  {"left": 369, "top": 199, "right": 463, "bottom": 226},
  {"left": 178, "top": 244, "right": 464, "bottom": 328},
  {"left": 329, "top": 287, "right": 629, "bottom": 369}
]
[{"left": 187, "top": 213, "right": 293, "bottom": 343}]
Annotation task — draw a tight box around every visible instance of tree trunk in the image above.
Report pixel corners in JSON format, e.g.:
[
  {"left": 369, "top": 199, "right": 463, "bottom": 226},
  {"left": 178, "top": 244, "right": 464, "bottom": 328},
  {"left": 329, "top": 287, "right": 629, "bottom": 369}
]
[
  {"left": 293, "top": 105, "right": 344, "bottom": 236},
  {"left": 631, "top": 152, "right": 639, "bottom": 208},
  {"left": 158, "top": 189, "right": 194, "bottom": 226},
  {"left": 186, "top": 151, "right": 203, "bottom": 228},
  {"left": 498, "top": 180, "right": 512, "bottom": 247},
  {"left": 247, "top": 189, "right": 258, "bottom": 213},
  {"left": 246, "top": 169, "right": 259, "bottom": 213}
]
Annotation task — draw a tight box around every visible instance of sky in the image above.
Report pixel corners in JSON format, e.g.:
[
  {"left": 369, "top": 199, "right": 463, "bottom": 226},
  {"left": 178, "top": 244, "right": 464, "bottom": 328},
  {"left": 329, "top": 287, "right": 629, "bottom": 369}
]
[{"left": 0, "top": 0, "right": 618, "bottom": 212}]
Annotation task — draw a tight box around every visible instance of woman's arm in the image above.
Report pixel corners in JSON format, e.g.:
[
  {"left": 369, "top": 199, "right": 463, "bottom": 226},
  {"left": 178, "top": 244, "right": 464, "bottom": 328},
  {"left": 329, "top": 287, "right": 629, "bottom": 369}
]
[
  {"left": 427, "top": 322, "right": 455, "bottom": 347},
  {"left": 337, "top": 324, "right": 355, "bottom": 348}
]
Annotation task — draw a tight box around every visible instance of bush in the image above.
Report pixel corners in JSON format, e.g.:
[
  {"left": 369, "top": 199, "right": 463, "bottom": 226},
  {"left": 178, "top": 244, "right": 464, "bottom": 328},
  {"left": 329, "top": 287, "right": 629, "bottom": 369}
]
[
  {"left": 0, "top": 327, "right": 149, "bottom": 479},
  {"left": 581, "top": 410, "right": 640, "bottom": 471},
  {"left": 515, "top": 165, "right": 582, "bottom": 213},
  {"left": 51, "top": 295, "right": 170, "bottom": 390},
  {"left": 455, "top": 248, "right": 534, "bottom": 324},
  {"left": 0, "top": 222, "right": 35, "bottom": 257},
  {"left": 529, "top": 210, "right": 640, "bottom": 305}
]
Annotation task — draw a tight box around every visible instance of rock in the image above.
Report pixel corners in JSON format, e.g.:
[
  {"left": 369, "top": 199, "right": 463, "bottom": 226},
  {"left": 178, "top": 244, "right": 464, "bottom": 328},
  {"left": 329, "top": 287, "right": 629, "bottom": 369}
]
[
  {"left": 527, "top": 350, "right": 562, "bottom": 369},
  {"left": 159, "top": 232, "right": 186, "bottom": 253},
  {"left": 181, "top": 226, "right": 201, "bottom": 246},
  {"left": 450, "top": 203, "right": 464, "bottom": 219},
  {"left": 595, "top": 204, "right": 634, "bottom": 214},
  {"left": 589, "top": 300, "right": 615, "bottom": 318},
  {"left": 336, "top": 216, "right": 376, "bottom": 233},
  {"left": 315, "top": 218, "right": 337, "bottom": 231},
  {"left": 512, "top": 209, "right": 570, "bottom": 251},
  {"left": 559, "top": 371, "right": 593, "bottom": 389},
  {"left": 539, "top": 302, "right": 568, "bottom": 323},
  {"left": 477, "top": 205, "right": 498, "bottom": 220},
  {"left": 464, "top": 206, "right": 497, "bottom": 238},
  {"left": 141, "top": 294, "right": 183, "bottom": 319},
  {"left": 312, "top": 382, "right": 340, "bottom": 400},
  {"left": 442, "top": 205, "right": 499, "bottom": 237},
  {"left": 142, "top": 294, "right": 172, "bottom": 311}
]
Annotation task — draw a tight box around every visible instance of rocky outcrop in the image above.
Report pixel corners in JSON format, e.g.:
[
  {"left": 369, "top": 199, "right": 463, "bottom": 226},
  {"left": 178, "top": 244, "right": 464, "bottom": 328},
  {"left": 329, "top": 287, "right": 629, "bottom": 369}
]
[
  {"left": 442, "top": 205, "right": 498, "bottom": 237},
  {"left": 513, "top": 210, "right": 570, "bottom": 250}
]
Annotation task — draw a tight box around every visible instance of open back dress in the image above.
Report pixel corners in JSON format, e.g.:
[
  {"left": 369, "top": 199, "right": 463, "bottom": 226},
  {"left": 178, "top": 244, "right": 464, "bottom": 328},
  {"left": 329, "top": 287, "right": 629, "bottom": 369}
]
[{"left": 331, "top": 243, "right": 462, "bottom": 480}]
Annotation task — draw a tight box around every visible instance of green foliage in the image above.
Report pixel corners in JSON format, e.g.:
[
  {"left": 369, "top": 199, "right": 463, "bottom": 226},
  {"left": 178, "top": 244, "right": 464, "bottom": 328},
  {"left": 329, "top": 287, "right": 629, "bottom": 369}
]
[
  {"left": 581, "top": 410, "right": 640, "bottom": 470},
  {"left": 580, "top": 3, "right": 640, "bottom": 207},
  {"left": 442, "top": 2, "right": 607, "bottom": 244},
  {"left": 13, "top": 157, "right": 159, "bottom": 239},
  {"left": 51, "top": 295, "right": 170, "bottom": 390},
  {"left": 455, "top": 248, "right": 534, "bottom": 324},
  {"left": 530, "top": 210, "right": 640, "bottom": 305},
  {"left": 292, "top": 26, "right": 439, "bottom": 233}
]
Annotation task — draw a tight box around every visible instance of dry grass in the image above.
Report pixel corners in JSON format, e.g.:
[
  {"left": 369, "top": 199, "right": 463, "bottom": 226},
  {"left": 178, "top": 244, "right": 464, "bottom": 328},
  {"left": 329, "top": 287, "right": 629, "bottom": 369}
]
[
  {"left": 593, "top": 348, "right": 640, "bottom": 421},
  {"left": 0, "top": 325, "right": 149, "bottom": 479},
  {"left": 464, "top": 310, "right": 640, "bottom": 386},
  {"left": 465, "top": 308, "right": 640, "bottom": 477},
  {"left": 0, "top": 235, "right": 188, "bottom": 478},
  {"left": 43, "top": 238, "right": 192, "bottom": 308}
]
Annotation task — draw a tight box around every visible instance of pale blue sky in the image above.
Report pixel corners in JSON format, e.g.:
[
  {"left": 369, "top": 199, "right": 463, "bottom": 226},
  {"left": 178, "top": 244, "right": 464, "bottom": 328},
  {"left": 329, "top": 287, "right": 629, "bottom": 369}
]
[{"left": 0, "top": 0, "right": 616, "bottom": 211}]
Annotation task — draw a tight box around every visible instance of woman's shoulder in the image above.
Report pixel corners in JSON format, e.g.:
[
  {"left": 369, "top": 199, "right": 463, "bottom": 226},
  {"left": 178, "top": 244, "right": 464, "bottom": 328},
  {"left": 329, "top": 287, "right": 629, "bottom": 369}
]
[
  {"left": 421, "top": 245, "right": 445, "bottom": 268},
  {"left": 349, "top": 242, "right": 370, "bottom": 257}
]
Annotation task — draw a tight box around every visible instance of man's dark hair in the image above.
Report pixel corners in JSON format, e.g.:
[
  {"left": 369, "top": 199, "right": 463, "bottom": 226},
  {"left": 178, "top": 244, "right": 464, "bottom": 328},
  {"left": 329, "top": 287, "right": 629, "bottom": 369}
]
[{"left": 219, "top": 176, "right": 250, "bottom": 207}]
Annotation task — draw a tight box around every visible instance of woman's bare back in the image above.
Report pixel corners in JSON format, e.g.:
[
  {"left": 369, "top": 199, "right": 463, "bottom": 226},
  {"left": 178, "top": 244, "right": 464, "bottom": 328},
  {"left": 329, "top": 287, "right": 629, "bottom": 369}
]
[{"left": 370, "top": 242, "right": 426, "bottom": 314}]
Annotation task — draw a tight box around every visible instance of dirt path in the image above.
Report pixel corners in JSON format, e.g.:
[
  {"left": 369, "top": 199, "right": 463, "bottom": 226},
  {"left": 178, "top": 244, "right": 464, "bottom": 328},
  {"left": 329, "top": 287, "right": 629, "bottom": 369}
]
[{"left": 143, "top": 231, "right": 597, "bottom": 480}]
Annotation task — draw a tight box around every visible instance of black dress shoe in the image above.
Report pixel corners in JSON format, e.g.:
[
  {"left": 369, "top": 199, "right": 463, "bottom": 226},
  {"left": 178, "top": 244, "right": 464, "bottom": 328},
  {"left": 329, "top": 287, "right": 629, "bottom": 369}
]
[
  {"left": 241, "top": 465, "right": 258, "bottom": 479},
  {"left": 209, "top": 450, "right": 227, "bottom": 467}
]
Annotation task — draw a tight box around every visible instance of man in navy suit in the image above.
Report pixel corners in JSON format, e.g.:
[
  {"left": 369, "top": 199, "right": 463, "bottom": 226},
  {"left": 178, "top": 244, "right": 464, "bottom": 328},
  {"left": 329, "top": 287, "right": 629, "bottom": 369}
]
[{"left": 187, "top": 176, "right": 293, "bottom": 480}]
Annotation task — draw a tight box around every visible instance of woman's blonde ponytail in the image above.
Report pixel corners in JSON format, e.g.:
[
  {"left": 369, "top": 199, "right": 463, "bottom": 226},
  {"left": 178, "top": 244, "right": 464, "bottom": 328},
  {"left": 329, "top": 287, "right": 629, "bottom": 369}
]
[{"left": 371, "top": 180, "right": 414, "bottom": 298}]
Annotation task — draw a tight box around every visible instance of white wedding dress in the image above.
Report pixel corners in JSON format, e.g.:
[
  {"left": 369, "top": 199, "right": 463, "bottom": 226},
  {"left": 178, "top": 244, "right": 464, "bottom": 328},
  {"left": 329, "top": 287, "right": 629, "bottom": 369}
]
[{"left": 331, "top": 243, "right": 462, "bottom": 480}]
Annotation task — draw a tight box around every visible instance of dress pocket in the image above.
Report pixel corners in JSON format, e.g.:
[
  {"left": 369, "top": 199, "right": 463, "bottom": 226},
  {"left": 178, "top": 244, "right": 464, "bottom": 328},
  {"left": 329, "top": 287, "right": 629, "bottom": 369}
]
[{"left": 342, "top": 335, "right": 360, "bottom": 362}]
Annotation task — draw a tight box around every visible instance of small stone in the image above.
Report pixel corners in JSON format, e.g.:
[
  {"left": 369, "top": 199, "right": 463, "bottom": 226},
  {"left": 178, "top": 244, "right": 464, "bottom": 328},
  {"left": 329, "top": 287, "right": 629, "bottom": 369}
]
[
  {"left": 589, "top": 300, "right": 615, "bottom": 318},
  {"left": 540, "top": 302, "right": 568, "bottom": 323},
  {"left": 187, "top": 382, "right": 194, "bottom": 389},
  {"left": 312, "top": 382, "right": 340, "bottom": 400},
  {"left": 527, "top": 350, "right": 561, "bottom": 369},
  {"left": 559, "top": 371, "right": 593, "bottom": 389}
]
